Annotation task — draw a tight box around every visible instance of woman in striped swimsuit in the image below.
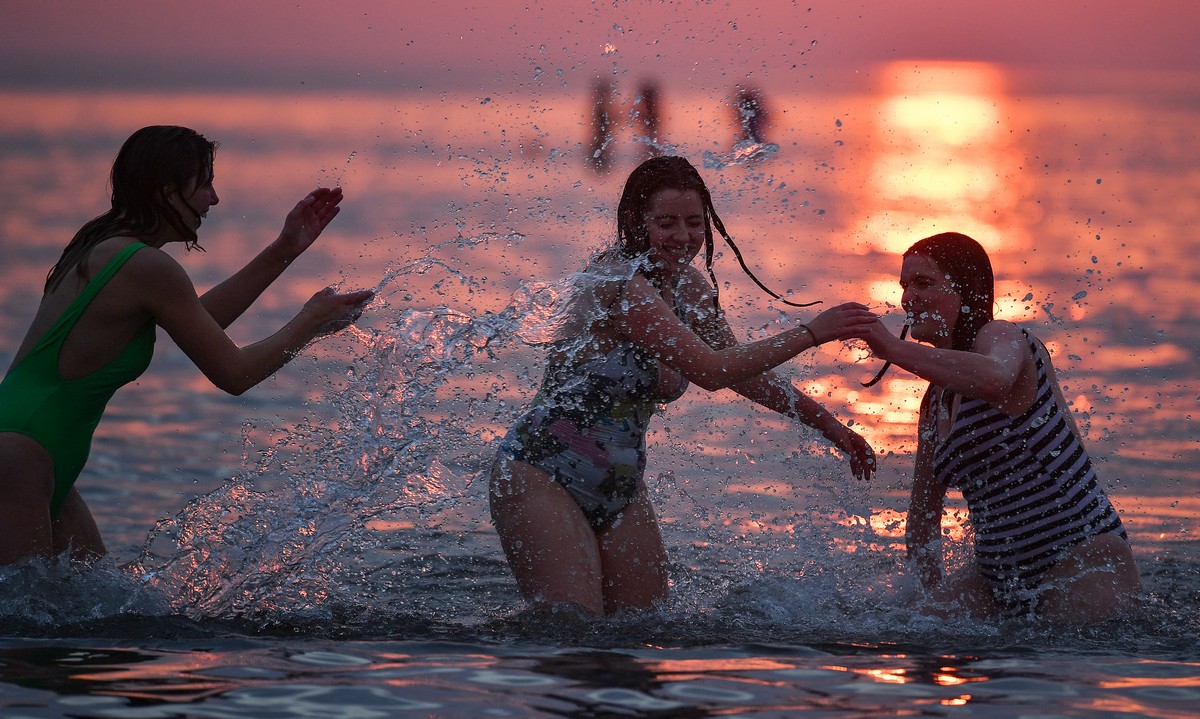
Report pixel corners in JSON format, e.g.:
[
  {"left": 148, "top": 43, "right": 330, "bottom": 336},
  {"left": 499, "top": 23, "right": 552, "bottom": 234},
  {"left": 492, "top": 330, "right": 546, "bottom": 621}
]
[{"left": 862, "top": 232, "right": 1140, "bottom": 620}]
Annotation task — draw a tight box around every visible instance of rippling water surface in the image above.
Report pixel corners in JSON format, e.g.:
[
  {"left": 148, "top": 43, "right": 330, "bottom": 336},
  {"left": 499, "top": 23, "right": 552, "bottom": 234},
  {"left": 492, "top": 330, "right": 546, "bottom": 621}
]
[{"left": 1, "top": 69, "right": 1198, "bottom": 717}]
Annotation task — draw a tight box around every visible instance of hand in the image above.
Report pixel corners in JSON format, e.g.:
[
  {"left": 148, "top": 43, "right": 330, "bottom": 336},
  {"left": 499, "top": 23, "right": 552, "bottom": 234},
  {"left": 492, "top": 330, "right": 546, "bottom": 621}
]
[
  {"left": 828, "top": 424, "right": 876, "bottom": 481},
  {"left": 805, "top": 302, "right": 876, "bottom": 345},
  {"left": 862, "top": 317, "right": 902, "bottom": 357},
  {"left": 277, "top": 186, "right": 344, "bottom": 258},
  {"left": 302, "top": 286, "right": 374, "bottom": 337}
]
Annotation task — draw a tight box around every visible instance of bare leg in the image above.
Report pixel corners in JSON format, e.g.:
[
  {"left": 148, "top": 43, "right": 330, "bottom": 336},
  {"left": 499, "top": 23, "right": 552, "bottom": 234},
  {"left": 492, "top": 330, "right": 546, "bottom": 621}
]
[
  {"left": 596, "top": 488, "right": 669, "bottom": 613},
  {"left": 1035, "top": 533, "right": 1141, "bottom": 622},
  {"left": 489, "top": 457, "right": 606, "bottom": 614},
  {"left": 51, "top": 488, "right": 107, "bottom": 563},
  {"left": 0, "top": 433, "right": 57, "bottom": 565}
]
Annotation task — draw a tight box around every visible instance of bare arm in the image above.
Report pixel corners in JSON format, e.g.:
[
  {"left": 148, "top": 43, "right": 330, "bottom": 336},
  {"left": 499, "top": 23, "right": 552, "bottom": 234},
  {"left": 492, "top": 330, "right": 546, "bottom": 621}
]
[
  {"left": 200, "top": 187, "right": 343, "bottom": 328},
  {"left": 137, "top": 249, "right": 371, "bottom": 395},
  {"left": 906, "top": 391, "right": 947, "bottom": 587},
  {"left": 617, "top": 273, "right": 874, "bottom": 392},
  {"left": 687, "top": 292, "right": 875, "bottom": 480},
  {"left": 863, "top": 319, "right": 1030, "bottom": 408},
  {"left": 731, "top": 372, "right": 876, "bottom": 480}
]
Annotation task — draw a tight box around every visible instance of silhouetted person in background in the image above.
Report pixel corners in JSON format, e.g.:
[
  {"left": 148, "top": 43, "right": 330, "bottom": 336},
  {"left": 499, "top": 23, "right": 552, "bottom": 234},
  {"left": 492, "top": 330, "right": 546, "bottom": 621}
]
[
  {"left": 734, "top": 86, "right": 769, "bottom": 144},
  {"left": 588, "top": 80, "right": 615, "bottom": 172},
  {"left": 632, "top": 81, "right": 662, "bottom": 159}
]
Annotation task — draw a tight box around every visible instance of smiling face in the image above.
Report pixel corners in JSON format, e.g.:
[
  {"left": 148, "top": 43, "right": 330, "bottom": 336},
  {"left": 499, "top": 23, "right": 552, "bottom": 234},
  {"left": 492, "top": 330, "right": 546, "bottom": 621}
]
[
  {"left": 168, "top": 172, "right": 220, "bottom": 232},
  {"left": 900, "top": 253, "right": 961, "bottom": 348},
  {"left": 643, "top": 187, "right": 705, "bottom": 274}
]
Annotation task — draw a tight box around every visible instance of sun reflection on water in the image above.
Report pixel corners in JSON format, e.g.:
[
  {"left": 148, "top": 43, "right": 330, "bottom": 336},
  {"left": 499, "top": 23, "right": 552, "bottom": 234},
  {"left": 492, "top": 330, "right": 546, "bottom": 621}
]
[{"left": 851, "top": 61, "right": 1030, "bottom": 255}]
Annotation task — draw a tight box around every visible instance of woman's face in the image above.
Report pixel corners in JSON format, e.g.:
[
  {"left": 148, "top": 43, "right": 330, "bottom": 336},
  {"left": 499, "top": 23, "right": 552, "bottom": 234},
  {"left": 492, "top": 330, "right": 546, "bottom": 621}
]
[
  {"left": 900, "top": 253, "right": 960, "bottom": 348},
  {"left": 168, "top": 172, "right": 220, "bottom": 232},
  {"left": 642, "top": 188, "right": 705, "bottom": 273}
]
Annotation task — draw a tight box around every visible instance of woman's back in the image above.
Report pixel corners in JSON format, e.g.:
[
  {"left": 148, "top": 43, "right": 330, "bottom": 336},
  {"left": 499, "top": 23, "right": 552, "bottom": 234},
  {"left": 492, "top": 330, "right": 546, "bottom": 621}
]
[{"left": 8, "top": 237, "right": 156, "bottom": 380}]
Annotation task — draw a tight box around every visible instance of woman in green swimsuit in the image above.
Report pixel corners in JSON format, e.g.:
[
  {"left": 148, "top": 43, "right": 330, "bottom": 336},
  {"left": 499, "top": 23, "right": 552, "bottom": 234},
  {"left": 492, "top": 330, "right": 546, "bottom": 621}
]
[{"left": 0, "top": 125, "right": 374, "bottom": 565}]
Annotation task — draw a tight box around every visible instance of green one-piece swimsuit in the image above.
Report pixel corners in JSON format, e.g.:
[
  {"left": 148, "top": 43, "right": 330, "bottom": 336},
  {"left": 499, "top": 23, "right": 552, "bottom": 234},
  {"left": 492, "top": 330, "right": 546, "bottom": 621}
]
[{"left": 0, "top": 242, "right": 155, "bottom": 517}]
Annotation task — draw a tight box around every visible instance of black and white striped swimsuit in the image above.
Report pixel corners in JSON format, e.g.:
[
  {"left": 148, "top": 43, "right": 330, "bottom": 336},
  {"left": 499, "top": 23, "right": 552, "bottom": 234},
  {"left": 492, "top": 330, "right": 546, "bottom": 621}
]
[{"left": 932, "top": 329, "right": 1127, "bottom": 605}]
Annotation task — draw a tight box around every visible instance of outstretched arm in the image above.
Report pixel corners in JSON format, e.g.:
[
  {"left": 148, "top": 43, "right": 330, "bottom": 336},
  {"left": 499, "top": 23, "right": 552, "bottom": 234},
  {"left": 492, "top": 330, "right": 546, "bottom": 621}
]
[
  {"left": 684, "top": 286, "right": 874, "bottom": 480},
  {"left": 200, "top": 187, "right": 344, "bottom": 328},
  {"left": 732, "top": 372, "right": 876, "bottom": 480},
  {"left": 136, "top": 248, "right": 372, "bottom": 395},
  {"left": 863, "top": 317, "right": 1028, "bottom": 407},
  {"left": 618, "top": 273, "right": 874, "bottom": 392}
]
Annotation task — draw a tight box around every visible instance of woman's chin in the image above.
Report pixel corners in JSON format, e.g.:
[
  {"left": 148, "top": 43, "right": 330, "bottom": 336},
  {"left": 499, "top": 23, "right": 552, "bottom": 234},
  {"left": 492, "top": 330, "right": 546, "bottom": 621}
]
[{"left": 909, "top": 323, "right": 948, "bottom": 345}]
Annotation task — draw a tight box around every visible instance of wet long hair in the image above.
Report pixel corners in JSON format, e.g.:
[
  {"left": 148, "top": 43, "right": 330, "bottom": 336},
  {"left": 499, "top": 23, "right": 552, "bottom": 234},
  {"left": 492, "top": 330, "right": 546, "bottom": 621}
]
[
  {"left": 864, "top": 231, "right": 996, "bottom": 388},
  {"left": 904, "top": 232, "right": 995, "bottom": 353},
  {"left": 613, "top": 155, "right": 817, "bottom": 308},
  {"left": 45, "top": 125, "right": 218, "bottom": 291}
]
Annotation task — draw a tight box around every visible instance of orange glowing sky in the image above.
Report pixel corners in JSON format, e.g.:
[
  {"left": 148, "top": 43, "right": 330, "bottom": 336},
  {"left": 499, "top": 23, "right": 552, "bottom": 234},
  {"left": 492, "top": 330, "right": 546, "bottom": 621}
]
[{"left": 1, "top": 1, "right": 1195, "bottom": 94}]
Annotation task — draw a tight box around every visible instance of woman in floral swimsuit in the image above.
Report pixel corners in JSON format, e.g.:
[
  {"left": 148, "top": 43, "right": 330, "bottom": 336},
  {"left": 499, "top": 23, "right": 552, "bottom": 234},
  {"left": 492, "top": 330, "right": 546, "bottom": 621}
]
[{"left": 491, "top": 156, "right": 877, "bottom": 615}]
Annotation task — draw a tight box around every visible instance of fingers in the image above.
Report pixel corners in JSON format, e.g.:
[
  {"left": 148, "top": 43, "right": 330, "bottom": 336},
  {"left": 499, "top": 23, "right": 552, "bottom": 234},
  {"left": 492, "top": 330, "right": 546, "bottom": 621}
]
[
  {"left": 809, "top": 303, "right": 878, "bottom": 343},
  {"left": 296, "top": 187, "right": 344, "bottom": 223},
  {"left": 338, "top": 288, "right": 374, "bottom": 304},
  {"left": 842, "top": 434, "right": 876, "bottom": 482},
  {"left": 307, "top": 186, "right": 344, "bottom": 203},
  {"left": 330, "top": 289, "right": 374, "bottom": 319},
  {"left": 307, "top": 287, "right": 374, "bottom": 335}
]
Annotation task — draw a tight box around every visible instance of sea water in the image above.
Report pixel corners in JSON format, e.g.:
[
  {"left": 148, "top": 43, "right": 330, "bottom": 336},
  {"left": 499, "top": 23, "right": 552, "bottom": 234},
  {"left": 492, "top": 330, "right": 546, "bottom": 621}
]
[{"left": 0, "top": 75, "right": 1198, "bottom": 717}]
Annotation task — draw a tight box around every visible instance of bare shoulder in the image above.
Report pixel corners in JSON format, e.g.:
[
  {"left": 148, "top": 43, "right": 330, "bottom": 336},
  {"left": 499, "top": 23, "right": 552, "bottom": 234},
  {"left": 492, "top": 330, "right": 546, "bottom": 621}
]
[
  {"left": 673, "top": 265, "right": 718, "bottom": 308},
  {"left": 973, "top": 320, "right": 1028, "bottom": 356},
  {"left": 124, "top": 245, "right": 189, "bottom": 280},
  {"left": 120, "top": 246, "right": 198, "bottom": 304},
  {"left": 675, "top": 266, "right": 715, "bottom": 300}
]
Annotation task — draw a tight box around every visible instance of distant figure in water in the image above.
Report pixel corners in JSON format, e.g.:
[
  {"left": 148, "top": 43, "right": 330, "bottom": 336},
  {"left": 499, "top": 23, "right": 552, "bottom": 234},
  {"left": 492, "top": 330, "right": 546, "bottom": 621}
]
[
  {"left": 862, "top": 232, "right": 1140, "bottom": 621},
  {"left": 632, "top": 81, "right": 662, "bottom": 159},
  {"left": 587, "top": 80, "right": 616, "bottom": 172},
  {"left": 734, "top": 86, "right": 769, "bottom": 145},
  {"left": 490, "top": 155, "right": 876, "bottom": 615},
  {"left": 0, "top": 125, "right": 374, "bottom": 566}
]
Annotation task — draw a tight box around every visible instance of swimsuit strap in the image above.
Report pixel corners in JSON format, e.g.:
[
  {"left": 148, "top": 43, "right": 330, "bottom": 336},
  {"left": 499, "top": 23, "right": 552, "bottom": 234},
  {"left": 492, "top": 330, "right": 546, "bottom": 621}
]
[{"left": 35, "top": 242, "right": 149, "bottom": 350}]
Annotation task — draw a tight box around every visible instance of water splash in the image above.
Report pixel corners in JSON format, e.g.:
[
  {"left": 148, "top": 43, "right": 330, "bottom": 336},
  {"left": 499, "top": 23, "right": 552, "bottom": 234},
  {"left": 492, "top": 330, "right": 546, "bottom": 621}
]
[
  {"left": 702, "top": 139, "right": 781, "bottom": 170},
  {"left": 15, "top": 235, "right": 1178, "bottom": 645},
  {"left": 122, "top": 241, "right": 615, "bottom": 625}
]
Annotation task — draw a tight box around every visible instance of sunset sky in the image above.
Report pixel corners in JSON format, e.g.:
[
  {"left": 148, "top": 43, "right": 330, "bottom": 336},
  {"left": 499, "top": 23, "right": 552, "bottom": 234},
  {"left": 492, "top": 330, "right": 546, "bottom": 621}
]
[{"left": 3, "top": 1, "right": 1195, "bottom": 95}]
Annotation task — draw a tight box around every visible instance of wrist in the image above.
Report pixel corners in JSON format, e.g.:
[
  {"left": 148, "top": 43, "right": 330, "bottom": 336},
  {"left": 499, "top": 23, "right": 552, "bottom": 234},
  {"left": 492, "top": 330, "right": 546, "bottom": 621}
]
[
  {"left": 798, "top": 323, "right": 819, "bottom": 348},
  {"left": 818, "top": 419, "right": 847, "bottom": 443},
  {"left": 267, "top": 235, "right": 301, "bottom": 264}
]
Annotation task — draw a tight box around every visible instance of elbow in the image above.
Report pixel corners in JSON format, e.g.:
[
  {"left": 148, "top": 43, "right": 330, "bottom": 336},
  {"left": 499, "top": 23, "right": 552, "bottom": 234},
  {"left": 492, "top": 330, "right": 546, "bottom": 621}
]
[
  {"left": 693, "top": 377, "right": 727, "bottom": 393},
  {"left": 208, "top": 370, "right": 255, "bottom": 396},
  {"left": 689, "top": 371, "right": 734, "bottom": 393},
  {"left": 217, "top": 380, "right": 252, "bottom": 396}
]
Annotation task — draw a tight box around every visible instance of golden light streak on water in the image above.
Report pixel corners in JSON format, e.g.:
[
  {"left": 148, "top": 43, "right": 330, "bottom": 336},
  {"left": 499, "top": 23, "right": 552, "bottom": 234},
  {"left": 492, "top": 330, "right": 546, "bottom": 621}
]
[{"left": 849, "top": 61, "right": 1030, "bottom": 255}]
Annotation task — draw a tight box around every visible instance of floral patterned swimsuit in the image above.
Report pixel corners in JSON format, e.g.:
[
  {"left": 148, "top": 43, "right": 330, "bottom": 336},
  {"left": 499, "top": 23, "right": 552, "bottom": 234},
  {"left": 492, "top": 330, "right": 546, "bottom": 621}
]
[{"left": 499, "top": 304, "right": 687, "bottom": 529}]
